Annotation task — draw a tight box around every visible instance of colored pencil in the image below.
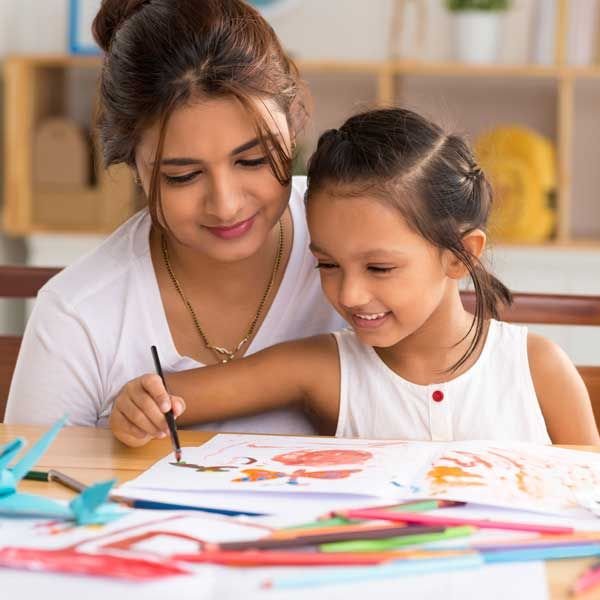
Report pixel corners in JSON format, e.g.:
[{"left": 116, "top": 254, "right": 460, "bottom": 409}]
[
  {"left": 271, "top": 521, "right": 408, "bottom": 541},
  {"left": 48, "top": 469, "right": 87, "bottom": 493},
  {"left": 279, "top": 516, "right": 354, "bottom": 532},
  {"left": 571, "top": 561, "right": 600, "bottom": 595},
  {"left": 213, "top": 524, "right": 446, "bottom": 552},
  {"left": 320, "top": 526, "right": 474, "bottom": 553},
  {"left": 261, "top": 553, "right": 484, "bottom": 590},
  {"left": 330, "top": 499, "right": 462, "bottom": 519},
  {"left": 473, "top": 535, "right": 600, "bottom": 553},
  {"left": 151, "top": 345, "right": 182, "bottom": 463},
  {"left": 109, "top": 494, "right": 264, "bottom": 517},
  {"left": 24, "top": 470, "right": 49, "bottom": 482},
  {"left": 482, "top": 544, "right": 600, "bottom": 564},
  {"left": 175, "top": 548, "right": 471, "bottom": 567},
  {"left": 341, "top": 508, "right": 574, "bottom": 534}
]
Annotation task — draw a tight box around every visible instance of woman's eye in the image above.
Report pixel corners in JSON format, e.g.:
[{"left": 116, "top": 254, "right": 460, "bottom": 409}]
[
  {"left": 367, "top": 265, "right": 396, "bottom": 273},
  {"left": 237, "top": 156, "right": 269, "bottom": 168},
  {"left": 163, "top": 171, "right": 201, "bottom": 185},
  {"left": 315, "top": 262, "right": 338, "bottom": 270}
]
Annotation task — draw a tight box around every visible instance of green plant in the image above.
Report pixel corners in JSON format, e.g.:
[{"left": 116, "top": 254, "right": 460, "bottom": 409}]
[{"left": 446, "top": 0, "right": 510, "bottom": 11}]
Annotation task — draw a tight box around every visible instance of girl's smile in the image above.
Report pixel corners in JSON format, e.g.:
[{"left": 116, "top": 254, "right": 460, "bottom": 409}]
[{"left": 351, "top": 310, "right": 392, "bottom": 330}]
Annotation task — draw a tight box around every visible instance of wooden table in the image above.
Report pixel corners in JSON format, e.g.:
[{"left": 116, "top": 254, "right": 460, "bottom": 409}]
[{"left": 1, "top": 424, "right": 598, "bottom": 599}]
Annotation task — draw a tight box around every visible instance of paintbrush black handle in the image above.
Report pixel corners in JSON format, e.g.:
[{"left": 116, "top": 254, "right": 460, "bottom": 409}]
[{"left": 151, "top": 345, "right": 182, "bottom": 460}]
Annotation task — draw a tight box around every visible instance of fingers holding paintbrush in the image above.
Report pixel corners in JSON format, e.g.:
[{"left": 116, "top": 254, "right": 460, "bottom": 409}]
[{"left": 151, "top": 345, "right": 183, "bottom": 462}]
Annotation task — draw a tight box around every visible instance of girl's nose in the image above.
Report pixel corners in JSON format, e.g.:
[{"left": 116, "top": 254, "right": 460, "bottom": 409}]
[{"left": 338, "top": 275, "right": 371, "bottom": 309}]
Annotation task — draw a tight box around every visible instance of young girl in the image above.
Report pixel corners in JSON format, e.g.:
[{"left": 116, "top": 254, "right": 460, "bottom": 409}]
[{"left": 110, "top": 108, "right": 600, "bottom": 447}]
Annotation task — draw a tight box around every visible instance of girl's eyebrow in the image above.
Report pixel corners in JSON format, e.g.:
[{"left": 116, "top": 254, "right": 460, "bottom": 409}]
[
  {"left": 309, "top": 243, "right": 406, "bottom": 259},
  {"left": 309, "top": 242, "right": 328, "bottom": 254}
]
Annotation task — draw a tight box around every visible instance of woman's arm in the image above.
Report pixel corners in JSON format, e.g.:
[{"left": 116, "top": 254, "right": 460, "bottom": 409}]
[
  {"left": 5, "top": 290, "right": 103, "bottom": 427},
  {"left": 109, "top": 334, "right": 340, "bottom": 447},
  {"left": 528, "top": 333, "right": 600, "bottom": 445}
]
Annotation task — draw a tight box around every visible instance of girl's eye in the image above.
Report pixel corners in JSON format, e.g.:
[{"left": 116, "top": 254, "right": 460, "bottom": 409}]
[
  {"left": 237, "top": 156, "right": 269, "bottom": 168},
  {"left": 367, "top": 265, "right": 396, "bottom": 273},
  {"left": 163, "top": 171, "right": 202, "bottom": 185},
  {"left": 315, "top": 262, "right": 338, "bottom": 270}
]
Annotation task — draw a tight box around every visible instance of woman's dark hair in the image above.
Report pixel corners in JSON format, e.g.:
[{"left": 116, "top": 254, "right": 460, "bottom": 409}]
[
  {"left": 92, "top": 0, "right": 308, "bottom": 227},
  {"left": 306, "top": 107, "right": 512, "bottom": 373}
]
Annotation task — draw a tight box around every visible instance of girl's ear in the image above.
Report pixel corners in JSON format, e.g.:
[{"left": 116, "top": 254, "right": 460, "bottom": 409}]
[{"left": 444, "top": 229, "right": 487, "bottom": 279}]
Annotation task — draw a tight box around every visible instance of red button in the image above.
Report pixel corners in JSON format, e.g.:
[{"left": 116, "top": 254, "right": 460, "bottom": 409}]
[{"left": 432, "top": 390, "right": 444, "bottom": 402}]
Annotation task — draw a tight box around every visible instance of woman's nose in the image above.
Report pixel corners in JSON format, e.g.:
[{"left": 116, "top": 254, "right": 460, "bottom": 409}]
[{"left": 204, "top": 171, "right": 244, "bottom": 223}]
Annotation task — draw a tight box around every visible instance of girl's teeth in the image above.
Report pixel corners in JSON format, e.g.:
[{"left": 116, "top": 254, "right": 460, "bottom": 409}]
[{"left": 355, "top": 312, "right": 387, "bottom": 321}]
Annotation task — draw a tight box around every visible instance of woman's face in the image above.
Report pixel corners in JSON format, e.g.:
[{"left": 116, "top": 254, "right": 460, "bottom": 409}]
[{"left": 135, "top": 96, "right": 292, "bottom": 262}]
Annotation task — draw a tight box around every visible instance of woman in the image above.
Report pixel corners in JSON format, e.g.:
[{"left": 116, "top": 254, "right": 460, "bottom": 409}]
[{"left": 5, "top": 0, "right": 344, "bottom": 436}]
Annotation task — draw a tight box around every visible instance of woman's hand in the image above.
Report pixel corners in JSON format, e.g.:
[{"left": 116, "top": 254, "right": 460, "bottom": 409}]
[{"left": 109, "top": 374, "right": 186, "bottom": 447}]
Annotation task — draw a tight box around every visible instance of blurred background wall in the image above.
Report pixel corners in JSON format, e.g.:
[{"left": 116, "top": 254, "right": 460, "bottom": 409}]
[{"left": 0, "top": 0, "right": 599, "bottom": 362}]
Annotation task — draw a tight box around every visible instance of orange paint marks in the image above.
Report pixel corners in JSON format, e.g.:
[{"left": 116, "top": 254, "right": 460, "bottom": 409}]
[{"left": 427, "top": 465, "right": 485, "bottom": 487}]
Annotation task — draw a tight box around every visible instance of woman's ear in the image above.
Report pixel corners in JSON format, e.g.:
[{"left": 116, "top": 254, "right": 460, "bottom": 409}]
[{"left": 444, "top": 229, "right": 487, "bottom": 279}]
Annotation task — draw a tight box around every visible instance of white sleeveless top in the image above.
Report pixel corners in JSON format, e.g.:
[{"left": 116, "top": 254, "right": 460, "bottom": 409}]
[{"left": 334, "top": 320, "right": 551, "bottom": 443}]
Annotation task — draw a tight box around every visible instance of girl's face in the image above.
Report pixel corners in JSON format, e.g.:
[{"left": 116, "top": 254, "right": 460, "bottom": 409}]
[
  {"left": 135, "top": 96, "right": 292, "bottom": 262},
  {"left": 307, "top": 190, "right": 455, "bottom": 348}
]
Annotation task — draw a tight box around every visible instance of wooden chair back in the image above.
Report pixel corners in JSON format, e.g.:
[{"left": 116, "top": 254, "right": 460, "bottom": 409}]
[
  {"left": 461, "top": 291, "right": 600, "bottom": 429},
  {"left": 0, "top": 266, "right": 61, "bottom": 421}
]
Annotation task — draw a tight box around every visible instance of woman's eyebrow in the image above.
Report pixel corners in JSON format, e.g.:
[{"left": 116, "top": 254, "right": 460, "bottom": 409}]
[
  {"left": 153, "top": 137, "right": 264, "bottom": 166},
  {"left": 231, "top": 138, "right": 260, "bottom": 155}
]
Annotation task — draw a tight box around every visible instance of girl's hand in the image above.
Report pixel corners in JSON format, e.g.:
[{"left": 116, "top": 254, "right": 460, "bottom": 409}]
[{"left": 109, "top": 374, "right": 186, "bottom": 447}]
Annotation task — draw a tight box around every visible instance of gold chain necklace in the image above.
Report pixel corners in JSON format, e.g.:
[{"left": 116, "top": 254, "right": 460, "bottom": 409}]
[{"left": 161, "top": 221, "right": 284, "bottom": 364}]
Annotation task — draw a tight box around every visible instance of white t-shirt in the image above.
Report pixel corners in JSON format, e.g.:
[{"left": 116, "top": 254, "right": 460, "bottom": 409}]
[
  {"left": 334, "top": 320, "right": 551, "bottom": 443},
  {"left": 6, "top": 177, "right": 345, "bottom": 433}
]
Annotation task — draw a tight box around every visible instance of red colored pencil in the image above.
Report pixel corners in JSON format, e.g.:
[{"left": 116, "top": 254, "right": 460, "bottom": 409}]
[
  {"left": 341, "top": 509, "right": 574, "bottom": 535},
  {"left": 172, "top": 549, "right": 469, "bottom": 567}
]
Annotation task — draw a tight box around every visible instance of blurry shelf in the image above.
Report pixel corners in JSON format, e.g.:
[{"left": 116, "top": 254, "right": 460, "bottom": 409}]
[
  {"left": 391, "top": 60, "right": 560, "bottom": 79},
  {"left": 5, "top": 54, "right": 102, "bottom": 68},
  {"left": 296, "top": 60, "right": 386, "bottom": 74}
]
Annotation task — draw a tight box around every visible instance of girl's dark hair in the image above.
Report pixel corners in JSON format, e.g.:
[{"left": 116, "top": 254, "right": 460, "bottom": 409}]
[
  {"left": 92, "top": 0, "right": 308, "bottom": 227},
  {"left": 306, "top": 108, "right": 512, "bottom": 373}
]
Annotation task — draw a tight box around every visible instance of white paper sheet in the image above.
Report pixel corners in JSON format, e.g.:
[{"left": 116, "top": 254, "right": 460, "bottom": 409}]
[
  {"left": 122, "top": 435, "right": 428, "bottom": 497},
  {"left": 120, "top": 434, "right": 600, "bottom": 519}
]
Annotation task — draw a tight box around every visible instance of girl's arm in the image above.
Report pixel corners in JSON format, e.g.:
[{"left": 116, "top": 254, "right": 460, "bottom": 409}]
[
  {"left": 109, "top": 334, "right": 340, "bottom": 447},
  {"left": 528, "top": 333, "right": 600, "bottom": 445}
]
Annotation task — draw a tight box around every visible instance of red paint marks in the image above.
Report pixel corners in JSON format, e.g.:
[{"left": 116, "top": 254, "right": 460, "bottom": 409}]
[
  {"left": 102, "top": 530, "right": 204, "bottom": 552},
  {"left": 0, "top": 547, "right": 189, "bottom": 581},
  {"left": 449, "top": 452, "right": 495, "bottom": 469},
  {"left": 272, "top": 449, "right": 372, "bottom": 466}
]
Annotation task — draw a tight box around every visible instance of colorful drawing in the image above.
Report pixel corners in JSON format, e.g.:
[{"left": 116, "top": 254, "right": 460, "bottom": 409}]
[
  {"left": 233, "top": 468, "right": 362, "bottom": 485},
  {"left": 272, "top": 449, "right": 372, "bottom": 466},
  {"left": 418, "top": 444, "right": 600, "bottom": 514}
]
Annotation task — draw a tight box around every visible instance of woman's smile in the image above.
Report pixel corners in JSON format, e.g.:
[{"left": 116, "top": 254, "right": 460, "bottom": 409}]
[{"left": 203, "top": 213, "right": 258, "bottom": 240}]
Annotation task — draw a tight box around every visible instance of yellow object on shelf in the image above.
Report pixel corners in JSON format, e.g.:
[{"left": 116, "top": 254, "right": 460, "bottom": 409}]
[{"left": 475, "top": 126, "right": 556, "bottom": 243}]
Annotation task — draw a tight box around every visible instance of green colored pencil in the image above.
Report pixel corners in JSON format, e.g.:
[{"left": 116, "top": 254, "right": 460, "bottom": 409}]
[
  {"left": 320, "top": 525, "right": 475, "bottom": 553},
  {"left": 23, "top": 470, "right": 49, "bottom": 482}
]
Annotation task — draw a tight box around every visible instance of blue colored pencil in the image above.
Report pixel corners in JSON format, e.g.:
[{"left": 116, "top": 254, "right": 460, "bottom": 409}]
[
  {"left": 111, "top": 495, "right": 264, "bottom": 517},
  {"left": 261, "top": 553, "right": 484, "bottom": 590},
  {"left": 482, "top": 544, "right": 600, "bottom": 564}
]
